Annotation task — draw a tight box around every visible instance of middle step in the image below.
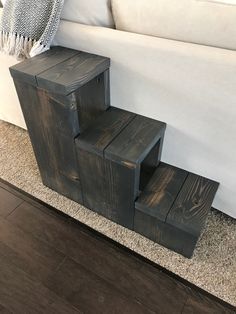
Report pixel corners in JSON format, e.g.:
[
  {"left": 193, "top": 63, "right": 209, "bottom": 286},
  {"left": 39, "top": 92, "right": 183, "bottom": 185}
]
[{"left": 75, "top": 107, "right": 166, "bottom": 229}]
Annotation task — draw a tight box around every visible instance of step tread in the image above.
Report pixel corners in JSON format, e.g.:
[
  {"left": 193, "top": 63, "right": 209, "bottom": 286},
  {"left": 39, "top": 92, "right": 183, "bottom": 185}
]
[
  {"left": 135, "top": 163, "right": 188, "bottom": 222},
  {"left": 37, "top": 51, "right": 110, "bottom": 95},
  {"left": 135, "top": 163, "right": 219, "bottom": 237},
  {"left": 105, "top": 115, "right": 166, "bottom": 166},
  {"left": 10, "top": 46, "right": 79, "bottom": 86},
  {"left": 75, "top": 107, "right": 135, "bottom": 156},
  {"left": 166, "top": 173, "right": 219, "bottom": 236}
]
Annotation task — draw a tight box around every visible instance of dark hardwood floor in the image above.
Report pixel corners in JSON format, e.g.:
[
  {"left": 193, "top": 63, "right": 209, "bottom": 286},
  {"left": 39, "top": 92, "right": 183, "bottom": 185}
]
[{"left": 0, "top": 179, "right": 235, "bottom": 314}]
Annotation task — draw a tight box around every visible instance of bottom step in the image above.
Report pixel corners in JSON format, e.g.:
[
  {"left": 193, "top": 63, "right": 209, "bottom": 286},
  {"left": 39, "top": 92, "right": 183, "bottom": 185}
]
[{"left": 134, "top": 163, "right": 219, "bottom": 258}]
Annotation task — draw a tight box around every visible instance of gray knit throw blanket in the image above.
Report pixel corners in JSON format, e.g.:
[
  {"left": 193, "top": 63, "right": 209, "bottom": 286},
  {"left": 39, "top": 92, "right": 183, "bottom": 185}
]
[{"left": 0, "top": 0, "right": 64, "bottom": 60}]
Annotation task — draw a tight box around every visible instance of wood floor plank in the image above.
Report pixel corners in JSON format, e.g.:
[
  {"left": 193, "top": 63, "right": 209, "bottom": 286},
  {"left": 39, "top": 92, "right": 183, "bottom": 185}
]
[
  {"left": 7, "top": 201, "right": 189, "bottom": 313},
  {"left": 0, "top": 187, "right": 23, "bottom": 217},
  {"left": 2, "top": 180, "right": 234, "bottom": 314},
  {"left": 0, "top": 216, "right": 65, "bottom": 282},
  {"left": 45, "top": 257, "right": 154, "bottom": 314},
  {"left": 182, "top": 291, "right": 235, "bottom": 314},
  {"left": 0, "top": 254, "right": 81, "bottom": 314}
]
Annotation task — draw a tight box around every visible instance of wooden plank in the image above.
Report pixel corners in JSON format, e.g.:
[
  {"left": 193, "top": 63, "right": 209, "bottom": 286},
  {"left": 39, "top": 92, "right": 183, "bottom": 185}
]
[
  {"left": 40, "top": 90, "right": 80, "bottom": 137},
  {"left": 74, "top": 70, "right": 110, "bottom": 133},
  {"left": 105, "top": 114, "right": 166, "bottom": 166},
  {"left": 77, "top": 149, "right": 137, "bottom": 228},
  {"left": 134, "top": 209, "right": 197, "bottom": 258},
  {"left": 4, "top": 181, "right": 232, "bottom": 313},
  {"left": 10, "top": 46, "right": 79, "bottom": 86},
  {"left": 45, "top": 257, "right": 153, "bottom": 314},
  {"left": 166, "top": 173, "right": 219, "bottom": 237},
  {"left": 13, "top": 80, "right": 83, "bottom": 203},
  {"left": 37, "top": 51, "right": 110, "bottom": 95},
  {"left": 156, "top": 221, "right": 198, "bottom": 258},
  {"left": 0, "top": 254, "right": 81, "bottom": 314},
  {"left": 104, "top": 159, "right": 138, "bottom": 228},
  {"left": 136, "top": 163, "right": 188, "bottom": 222},
  {"left": 139, "top": 139, "right": 164, "bottom": 191},
  {"left": 0, "top": 216, "right": 65, "bottom": 282},
  {"left": 0, "top": 187, "right": 23, "bottom": 217},
  {"left": 76, "top": 107, "right": 135, "bottom": 156},
  {"left": 76, "top": 150, "right": 107, "bottom": 215},
  {"left": 39, "top": 72, "right": 110, "bottom": 136},
  {"left": 76, "top": 142, "right": 138, "bottom": 228},
  {"left": 7, "top": 199, "right": 189, "bottom": 313},
  {"left": 134, "top": 209, "right": 157, "bottom": 242},
  {"left": 182, "top": 291, "right": 235, "bottom": 314}
]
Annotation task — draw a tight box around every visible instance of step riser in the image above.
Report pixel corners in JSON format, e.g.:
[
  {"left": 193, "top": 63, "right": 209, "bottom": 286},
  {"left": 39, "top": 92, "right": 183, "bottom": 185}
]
[{"left": 134, "top": 209, "right": 198, "bottom": 258}]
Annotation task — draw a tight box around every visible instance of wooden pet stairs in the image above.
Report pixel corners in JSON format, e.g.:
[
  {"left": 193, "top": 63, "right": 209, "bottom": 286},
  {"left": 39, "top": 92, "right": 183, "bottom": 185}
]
[{"left": 10, "top": 47, "right": 219, "bottom": 258}]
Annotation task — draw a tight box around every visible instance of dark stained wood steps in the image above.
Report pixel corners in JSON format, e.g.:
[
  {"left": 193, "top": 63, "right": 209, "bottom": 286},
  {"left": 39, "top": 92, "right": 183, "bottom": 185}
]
[
  {"left": 76, "top": 107, "right": 166, "bottom": 229},
  {"left": 10, "top": 46, "right": 220, "bottom": 258},
  {"left": 135, "top": 163, "right": 219, "bottom": 257}
]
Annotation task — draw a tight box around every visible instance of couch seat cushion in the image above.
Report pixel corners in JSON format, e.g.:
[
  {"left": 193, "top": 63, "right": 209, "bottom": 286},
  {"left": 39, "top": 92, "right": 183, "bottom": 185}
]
[
  {"left": 112, "top": 0, "right": 236, "bottom": 50},
  {"left": 61, "top": 0, "right": 114, "bottom": 28}
]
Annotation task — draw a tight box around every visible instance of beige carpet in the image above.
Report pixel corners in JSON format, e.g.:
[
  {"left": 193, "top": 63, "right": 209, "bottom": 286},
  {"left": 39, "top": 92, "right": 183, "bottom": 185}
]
[{"left": 0, "top": 120, "right": 235, "bottom": 306}]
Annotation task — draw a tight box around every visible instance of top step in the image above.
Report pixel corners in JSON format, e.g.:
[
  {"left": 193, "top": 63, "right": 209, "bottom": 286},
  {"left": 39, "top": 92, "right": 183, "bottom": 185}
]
[{"left": 10, "top": 46, "right": 110, "bottom": 95}]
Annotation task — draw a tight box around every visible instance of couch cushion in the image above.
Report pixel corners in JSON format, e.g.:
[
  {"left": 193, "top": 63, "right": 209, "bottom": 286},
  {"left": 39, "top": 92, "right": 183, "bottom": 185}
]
[
  {"left": 61, "top": 0, "right": 114, "bottom": 28},
  {"left": 112, "top": 0, "right": 236, "bottom": 50}
]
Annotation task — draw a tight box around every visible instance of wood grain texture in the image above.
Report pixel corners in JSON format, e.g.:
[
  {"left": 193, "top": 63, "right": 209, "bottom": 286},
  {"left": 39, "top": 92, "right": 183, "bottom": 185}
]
[
  {"left": 73, "top": 70, "right": 110, "bottom": 133},
  {"left": 77, "top": 148, "right": 137, "bottom": 228},
  {"left": 136, "top": 163, "right": 188, "bottom": 221},
  {"left": 0, "top": 254, "right": 81, "bottom": 314},
  {"left": 6, "top": 195, "right": 189, "bottom": 313},
  {"left": 182, "top": 291, "right": 235, "bottom": 314},
  {"left": 37, "top": 51, "right": 110, "bottom": 95},
  {"left": 139, "top": 139, "right": 164, "bottom": 191},
  {"left": 13, "top": 80, "right": 83, "bottom": 203},
  {"left": 135, "top": 164, "right": 219, "bottom": 257},
  {"left": 1, "top": 181, "right": 234, "bottom": 314},
  {"left": 11, "top": 47, "right": 111, "bottom": 206},
  {"left": 166, "top": 173, "right": 219, "bottom": 236},
  {"left": 0, "top": 187, "right": 23, "bottom": 217},
  {"left": 46, "top": 257, "right": 153, "bottom": 314},
  {"left": 10, "top": 46, "right": 78, "bottom": 86},
  {"left": 105, "top": 114, "right": 166, "bottom": 166},
  {"left": 134, "top": 209, "right": 197, "bottom": 258},
  {"left": 0, "top": 216, "right": 64, "bottom": 282},
  {"left": 42, "top": 91, "right": 80, "bottom": 137},
  {"left": 76, "top": 107, "right": 135, "bottom": 156},
  {"left": 76, "top": 110, "right": 166, "bottom": 228},
  {"left": 134, "top": 209, "right": 157, "bottom": 242}
]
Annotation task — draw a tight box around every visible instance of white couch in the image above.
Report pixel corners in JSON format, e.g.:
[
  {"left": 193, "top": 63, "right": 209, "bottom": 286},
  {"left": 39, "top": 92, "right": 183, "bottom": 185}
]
[{"left": 1, "top": 0, "right": 236, "bottom": 218}]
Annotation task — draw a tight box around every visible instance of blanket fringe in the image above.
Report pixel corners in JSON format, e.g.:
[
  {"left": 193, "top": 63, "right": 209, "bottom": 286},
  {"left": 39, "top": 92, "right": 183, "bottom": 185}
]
[{"left": 0, "top": 31, "right": 49, "bottom": 60}]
